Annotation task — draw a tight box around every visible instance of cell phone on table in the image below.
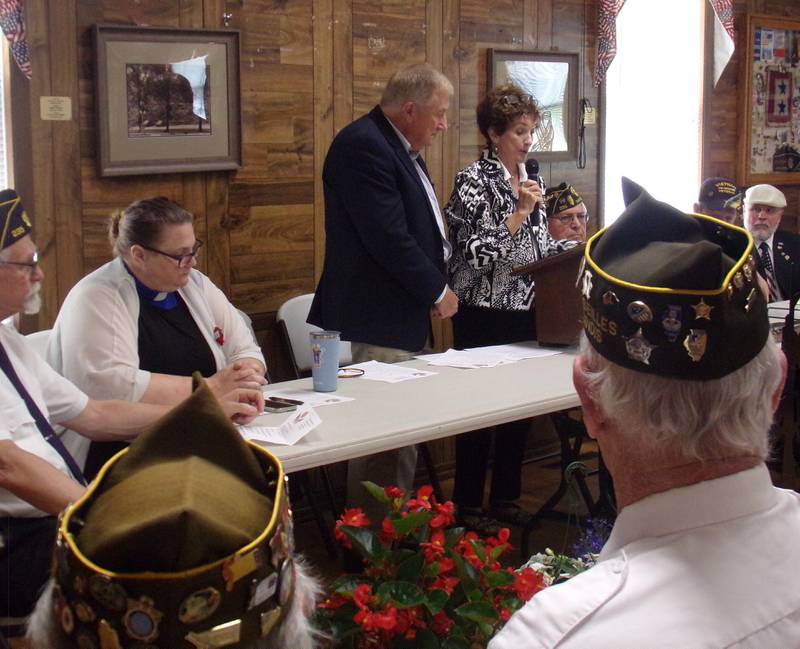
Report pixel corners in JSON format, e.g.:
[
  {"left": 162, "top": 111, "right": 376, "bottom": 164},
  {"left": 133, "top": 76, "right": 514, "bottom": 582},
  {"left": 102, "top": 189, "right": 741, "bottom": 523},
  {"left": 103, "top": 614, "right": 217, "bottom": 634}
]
[{"left": 263, "top": 398, "right": 298, "bottom": 413}]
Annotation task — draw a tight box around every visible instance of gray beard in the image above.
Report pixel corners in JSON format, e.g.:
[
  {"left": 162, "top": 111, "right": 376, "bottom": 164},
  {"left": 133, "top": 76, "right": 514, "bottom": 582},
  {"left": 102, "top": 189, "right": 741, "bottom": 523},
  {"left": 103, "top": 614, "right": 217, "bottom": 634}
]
[{"left": 22, "top": 284, "right": 41, "bottom": 314}]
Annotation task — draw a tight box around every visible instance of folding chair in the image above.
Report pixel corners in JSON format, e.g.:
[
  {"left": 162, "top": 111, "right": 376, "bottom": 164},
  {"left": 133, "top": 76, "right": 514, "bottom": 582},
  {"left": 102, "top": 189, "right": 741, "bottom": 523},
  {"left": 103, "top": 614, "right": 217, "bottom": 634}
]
[{"left": 276, "top": 294, "right": 349, "bottom": 558}]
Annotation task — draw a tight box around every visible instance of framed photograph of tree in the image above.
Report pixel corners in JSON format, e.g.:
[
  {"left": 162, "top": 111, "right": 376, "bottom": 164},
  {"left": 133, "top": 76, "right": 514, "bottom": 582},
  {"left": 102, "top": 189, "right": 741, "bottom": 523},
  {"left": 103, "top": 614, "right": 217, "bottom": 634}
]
[{"left": 93, "top": 24, "right": 241, "bottom": 177}]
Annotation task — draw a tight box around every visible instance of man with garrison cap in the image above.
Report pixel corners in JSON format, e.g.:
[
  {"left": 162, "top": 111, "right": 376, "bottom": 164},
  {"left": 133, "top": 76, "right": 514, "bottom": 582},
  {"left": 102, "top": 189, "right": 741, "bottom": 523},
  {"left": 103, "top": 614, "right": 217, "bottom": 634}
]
[
  {"left": 743, "top": 183, "right": 800, "bottom": 302},
  {"left": 544, "top": 182, "right": 589, "bottom": 242},
  {"left": 0, "top": 189, "right": 263, "bottom": 634},
  {"left": 694, "top": 176, "right": 739, "bottom": 224},
  {"left": 26, "top": 376, "right": 321, "bottom": 649},
  {"left": 489, "top": 178, "right": 800, "bottom": 648}
]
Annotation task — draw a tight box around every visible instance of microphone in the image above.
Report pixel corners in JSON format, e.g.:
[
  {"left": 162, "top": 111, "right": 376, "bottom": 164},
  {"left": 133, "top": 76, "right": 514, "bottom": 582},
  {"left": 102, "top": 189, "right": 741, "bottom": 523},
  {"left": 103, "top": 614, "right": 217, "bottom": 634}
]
[
  {"left": 524, "top": 158, "right": 542, "bottom": 225},
  {"left": 525, "top": 158, "right": 540, "bottom": 181}
]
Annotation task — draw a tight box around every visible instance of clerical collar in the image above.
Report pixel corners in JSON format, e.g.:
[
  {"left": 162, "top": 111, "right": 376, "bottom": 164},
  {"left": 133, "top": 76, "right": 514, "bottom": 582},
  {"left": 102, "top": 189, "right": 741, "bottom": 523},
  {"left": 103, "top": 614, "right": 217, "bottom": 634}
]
[{"left": 123, "top": 262, "right": 178, "bottom": 310}]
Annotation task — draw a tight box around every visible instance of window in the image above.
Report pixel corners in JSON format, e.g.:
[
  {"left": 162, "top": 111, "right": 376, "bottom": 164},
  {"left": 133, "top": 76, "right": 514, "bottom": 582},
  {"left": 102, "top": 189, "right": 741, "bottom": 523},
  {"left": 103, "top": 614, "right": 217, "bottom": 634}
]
[{"left": 603, "top": 0, "right": 705, "bottom": 224}]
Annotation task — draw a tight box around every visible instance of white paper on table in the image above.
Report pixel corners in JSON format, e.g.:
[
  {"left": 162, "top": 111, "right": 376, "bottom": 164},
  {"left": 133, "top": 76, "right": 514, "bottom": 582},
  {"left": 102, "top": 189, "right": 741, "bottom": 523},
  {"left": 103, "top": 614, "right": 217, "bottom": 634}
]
[
  {"left": 240, "top": 405, "right": 321, "bottom": 445},
  {"left": 466, "top": 343, "right": 563, "bottom": 361},
  {"left": 417, "top": 343, "right": 562, "bottom": 368},
  {"left": 263, "top": 387, "right": 354, "bottom": 407},
  {"left": 417, "top": 349, "right": 508, "bottom": 368},
  {"left": 349, "top": 360, "right": 437, "bottom": 383}
]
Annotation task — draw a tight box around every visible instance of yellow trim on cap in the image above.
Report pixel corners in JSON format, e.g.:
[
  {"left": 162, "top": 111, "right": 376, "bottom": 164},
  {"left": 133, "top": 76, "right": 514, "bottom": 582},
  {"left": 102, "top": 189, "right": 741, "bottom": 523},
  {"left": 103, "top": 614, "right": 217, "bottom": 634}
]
[
  {"left": 59, "top": 442, "right": 286, "bottom": 581},
  {"left": 0, "top": 196, "right": 21, "bottom": 248},
  {"left": 584, "top": 212, "right": 754, "bottom": 297}
]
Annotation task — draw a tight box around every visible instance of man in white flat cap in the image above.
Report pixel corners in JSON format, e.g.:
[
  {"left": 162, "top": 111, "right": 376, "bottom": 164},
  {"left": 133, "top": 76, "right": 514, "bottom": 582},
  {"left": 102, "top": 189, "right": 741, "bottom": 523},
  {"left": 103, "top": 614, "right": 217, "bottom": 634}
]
[{"left": 744, "top": 183, "right": 799, "bottom": 302}]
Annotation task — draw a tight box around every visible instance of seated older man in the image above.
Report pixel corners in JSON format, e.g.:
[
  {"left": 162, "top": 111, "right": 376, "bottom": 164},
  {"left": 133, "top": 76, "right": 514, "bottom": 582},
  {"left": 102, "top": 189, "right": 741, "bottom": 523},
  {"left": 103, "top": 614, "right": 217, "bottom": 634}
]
[
  {"left": 0, "top": 189, "right": 263, "bottom": 634},
  {"left": 544, "top": 183, "right": 589, "bottom": 242},
  {"left": 490, "top": 178, "right": 800, "bottom": 648},
  {"left": 744, "top": 183, "right": 800, "bottom": 302},
  {"left": 694, "top": 176, "right": 739, "bottom": 223}
]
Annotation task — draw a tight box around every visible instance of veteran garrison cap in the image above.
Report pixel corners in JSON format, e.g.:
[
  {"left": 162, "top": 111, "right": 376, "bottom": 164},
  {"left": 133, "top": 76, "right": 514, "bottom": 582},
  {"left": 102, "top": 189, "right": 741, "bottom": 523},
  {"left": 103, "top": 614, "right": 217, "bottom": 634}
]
[
  {"left": 52, "top": 375, "right": 296, "bottom": 648},
  {"left": 580, "top": 178, "right": 769, "bottom": 380},
  {"left": 0, "top": 188, "right": 32, "bottom": 250},
  {"left": 697, "top": 177, "right": 738, "bottom": 211},
  {"left": 545, "top": 182, "right": 584, "bottom": 218}
]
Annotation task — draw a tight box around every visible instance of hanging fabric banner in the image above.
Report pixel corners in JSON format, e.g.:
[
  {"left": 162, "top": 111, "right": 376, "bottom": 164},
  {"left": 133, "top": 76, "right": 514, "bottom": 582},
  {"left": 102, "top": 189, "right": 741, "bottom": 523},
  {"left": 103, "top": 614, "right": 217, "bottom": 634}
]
[
  {"left": 766, "top": 67, "right": 792, "bottom": 126},
  {"left": 709, "top": 0, "right": 735, "bottom": 85},
  {"left": 0, "top": 0, "right": 31, "bottom": 79},
  {"left": 593, "top": 0, "right": 626, "bottom": 87}
]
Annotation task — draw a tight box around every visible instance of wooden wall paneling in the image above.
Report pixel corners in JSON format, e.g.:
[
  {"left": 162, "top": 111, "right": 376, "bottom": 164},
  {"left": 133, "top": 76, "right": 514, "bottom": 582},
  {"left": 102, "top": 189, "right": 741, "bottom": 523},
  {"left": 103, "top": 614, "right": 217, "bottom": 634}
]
[
  {"left": 179, "top": 0, "right": 204, "bottom": 26},
  {"left": 426, "top": 0, "right": 448, "bottom": 352},
  {"left": 523, "top": 0, "right": 537, "bottom": 49},
  {"left": 312, "top": 0, "right": 334, "bottom": 286},
  {"left": 15, "top": 0, "right": 57, "bottom": 332},
  {"left": 332, "top": 0, "right": 354, "bottom": 132},
  {"left": 351, "top": 0, "right": 427, "bottom": 117},
  {"left": 439, "top": 0, "right": 461, "bottom": 353},
  {"left": 48, "top": 0, "right": 85, "bottom": 309},
  {"left": 313, "top": 0, "right": 336, "bottom": 278},
  {"left": 442, "top": 0, "right": 461, "bottom": 196},
  {"left": 548, "top": 0, "right": 593, "bottom": 195}
]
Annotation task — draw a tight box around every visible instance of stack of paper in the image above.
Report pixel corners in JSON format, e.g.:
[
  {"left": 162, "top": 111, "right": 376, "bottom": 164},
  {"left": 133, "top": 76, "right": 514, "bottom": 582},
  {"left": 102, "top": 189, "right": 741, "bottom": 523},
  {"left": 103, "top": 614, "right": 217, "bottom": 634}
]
[
  {"left": 418, "top": 344, "right": 562, "bottom": 369},
  {"left": 348, "top": 360, "right": 437, "bottom": 383}
]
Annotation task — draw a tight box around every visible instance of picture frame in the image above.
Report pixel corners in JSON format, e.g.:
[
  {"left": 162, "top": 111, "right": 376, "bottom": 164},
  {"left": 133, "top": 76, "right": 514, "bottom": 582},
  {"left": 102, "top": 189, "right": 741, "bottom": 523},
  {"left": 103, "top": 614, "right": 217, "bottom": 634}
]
[
  {"left": 739, "top": 14, "right": 800, "bottom": 186},
  {"left": 487, "top": 49, "right": 579, "bottom": 162},
  {"left": 93, "top": 24, "right": 241, "bottom": 177}
]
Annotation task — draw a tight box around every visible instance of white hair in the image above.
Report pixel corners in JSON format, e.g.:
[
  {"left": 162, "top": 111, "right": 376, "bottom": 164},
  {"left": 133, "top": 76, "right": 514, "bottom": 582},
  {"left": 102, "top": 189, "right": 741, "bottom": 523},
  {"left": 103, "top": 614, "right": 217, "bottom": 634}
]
[
  {"left": 380, "top": 63, "right": 453, "bottom": 109},
  {"left": 26, "top": 557, "right": 326, "bottom": 649},
  {"left": 579, "top": 334, "right": 782, "bottom": 461}
]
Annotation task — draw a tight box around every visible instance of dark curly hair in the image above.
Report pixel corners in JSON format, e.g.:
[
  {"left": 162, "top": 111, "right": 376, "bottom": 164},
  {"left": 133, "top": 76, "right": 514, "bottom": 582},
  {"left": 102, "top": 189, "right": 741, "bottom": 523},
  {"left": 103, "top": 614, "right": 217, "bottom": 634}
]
[{"left": 476, "top": 83, "right": 540, "bottom": 146}]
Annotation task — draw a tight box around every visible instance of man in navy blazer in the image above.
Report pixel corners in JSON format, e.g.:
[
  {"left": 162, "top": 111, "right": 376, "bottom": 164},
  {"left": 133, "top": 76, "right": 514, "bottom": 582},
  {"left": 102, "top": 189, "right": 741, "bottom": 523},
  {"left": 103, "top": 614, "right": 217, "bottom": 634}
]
[
  {"left": 309, "top": 63, "right": 458, "bottom": 519},
  {"left": 744, "top": 184, "right": 800, "bottom": 302}
]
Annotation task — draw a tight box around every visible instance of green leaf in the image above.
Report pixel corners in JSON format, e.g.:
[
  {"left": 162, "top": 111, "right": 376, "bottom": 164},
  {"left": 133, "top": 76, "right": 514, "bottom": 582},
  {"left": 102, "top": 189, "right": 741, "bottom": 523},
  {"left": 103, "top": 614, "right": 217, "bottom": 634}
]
[
  {"left": 339, "top": 526, "right": 378, "bottom": 559},
  {"left": 332, "top": 575, "right": 366, "bottom": 595},
  {"left": 444, "top": 526, "right": 466, "bottom": 549},
  {"left": 484, "top": 569, "right": 514, "bottom": 588},
  {"left": 441, "top": 636, "right": 471, "bottom": 649},
  {"left": 424, "top": 588, "right": 449, "bottom": 615},
  {"left": 361, "top": 480, "right": 390, "bottom": 504},
  {"left": 470, "top": 540, "right": 487, "bottom": 564},
  {"left": 396, "top": 629, "right": 439, "bottom": 649},
  {"left": 490, "top": 543, "right": 509, "bottom": 561},
  {"left": 391, "top": 510, "right": 432, "bottom": 536},
  {"left": 376, "top": 581, "right": 426, "bottom": 608},
  {"left": 397, "top": 553, "right": 425, "bottom": 582},
  {"left": 452, "top": 553, "right": 479, "bottom": 591},
  {"left": 455, "top": 601, "right": 498, "bottom": 625}
]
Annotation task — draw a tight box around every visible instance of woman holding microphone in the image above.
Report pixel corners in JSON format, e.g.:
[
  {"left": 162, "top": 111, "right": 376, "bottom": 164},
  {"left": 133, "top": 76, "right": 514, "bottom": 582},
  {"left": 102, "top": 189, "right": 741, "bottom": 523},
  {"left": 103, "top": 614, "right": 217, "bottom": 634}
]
[{"left": 444, "top": 84, "right": 576, "bottom": 533}]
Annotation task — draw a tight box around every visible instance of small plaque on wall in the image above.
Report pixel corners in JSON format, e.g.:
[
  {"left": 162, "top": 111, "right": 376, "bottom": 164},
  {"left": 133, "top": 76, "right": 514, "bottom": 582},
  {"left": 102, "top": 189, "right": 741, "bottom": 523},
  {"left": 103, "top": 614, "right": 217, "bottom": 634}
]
[{"left": 40, "top": 96, "right": 72, "bottom": 121}]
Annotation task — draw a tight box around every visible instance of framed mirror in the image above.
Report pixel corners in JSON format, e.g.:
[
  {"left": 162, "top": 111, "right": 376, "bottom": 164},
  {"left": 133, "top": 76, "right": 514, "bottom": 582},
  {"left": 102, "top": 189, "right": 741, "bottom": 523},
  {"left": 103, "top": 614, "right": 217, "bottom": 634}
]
[
  {"left": 739, "top": 14, "right": 800, "bottom": 186},
  {"left": 487, "top": 49, "right": 579, "bottom": 162}
]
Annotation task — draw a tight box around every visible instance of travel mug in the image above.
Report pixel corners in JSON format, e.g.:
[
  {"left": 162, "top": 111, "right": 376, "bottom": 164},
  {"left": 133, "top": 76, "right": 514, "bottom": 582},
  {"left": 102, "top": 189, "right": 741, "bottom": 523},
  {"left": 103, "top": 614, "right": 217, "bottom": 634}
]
[{"left": 310, "top": 330, "right": 340, "bottom": 392}]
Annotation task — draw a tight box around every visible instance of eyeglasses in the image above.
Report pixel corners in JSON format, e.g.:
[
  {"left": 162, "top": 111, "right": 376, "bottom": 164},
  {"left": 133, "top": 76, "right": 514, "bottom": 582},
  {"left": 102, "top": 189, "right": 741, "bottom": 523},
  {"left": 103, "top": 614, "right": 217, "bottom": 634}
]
[
  {"left": 139, "top": 240, "right": 203, "bottom": 268},
  {"left": 548, "top": 213, "right": 590, "bottom": 224},
  {"left": 0, "top": 251, "right": 39, "bottom": 275}
]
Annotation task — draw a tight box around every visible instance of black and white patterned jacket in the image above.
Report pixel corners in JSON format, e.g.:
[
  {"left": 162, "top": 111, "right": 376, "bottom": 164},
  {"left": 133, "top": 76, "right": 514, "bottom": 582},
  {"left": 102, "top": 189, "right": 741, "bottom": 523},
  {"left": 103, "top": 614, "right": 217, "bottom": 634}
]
[{"left": 444, "top": 148, "right": 575, "bottom": 311}]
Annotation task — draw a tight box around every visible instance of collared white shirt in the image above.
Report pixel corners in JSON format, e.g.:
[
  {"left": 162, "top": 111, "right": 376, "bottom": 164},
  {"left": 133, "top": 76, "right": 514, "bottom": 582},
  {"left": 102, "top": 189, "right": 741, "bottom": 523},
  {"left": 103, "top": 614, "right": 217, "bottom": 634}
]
[
  {"left": 0, "top": 324, "right": 88, "bottom": 517},
  {"left": 489, "top": 465, "right": 800, "bottom": 649},
  {"left": 385, "top": 118, "right": 452, "bottom": 263}
]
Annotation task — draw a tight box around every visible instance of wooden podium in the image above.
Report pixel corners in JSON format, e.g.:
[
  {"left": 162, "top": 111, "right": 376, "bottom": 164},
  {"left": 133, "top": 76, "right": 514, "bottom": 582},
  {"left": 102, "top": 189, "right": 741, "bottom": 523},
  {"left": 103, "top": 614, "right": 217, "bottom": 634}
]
[{"left": 513, "top": 244, "right": 585, "bottom": 346}]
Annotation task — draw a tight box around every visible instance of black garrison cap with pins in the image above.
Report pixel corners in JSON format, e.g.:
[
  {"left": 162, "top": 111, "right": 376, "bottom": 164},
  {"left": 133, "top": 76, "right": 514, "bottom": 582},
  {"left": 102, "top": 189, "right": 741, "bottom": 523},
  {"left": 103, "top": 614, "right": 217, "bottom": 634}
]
[
  {"left": 580, "top": 178, "right": 769, "bottom": 380},
  {"left": 0, "top": 188, "right": 32, "bottom": 250},
  {"left": 545, "top": 182, "right": 584, "bottom": 218}
]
